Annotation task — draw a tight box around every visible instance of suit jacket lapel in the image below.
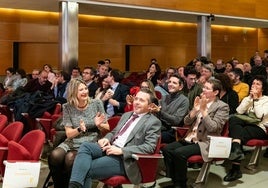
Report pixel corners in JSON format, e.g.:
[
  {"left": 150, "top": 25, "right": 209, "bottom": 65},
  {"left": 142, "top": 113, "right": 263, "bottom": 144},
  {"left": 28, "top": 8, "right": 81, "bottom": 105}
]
[
  {"left": 124, "top": 113, "right": 150, "bottom": 144},
  {"left": 207, "top": 99, "right": 218, "bottom": 114},
  {"left": 116, "top": 112, "right": 133, "bottom": 132}
]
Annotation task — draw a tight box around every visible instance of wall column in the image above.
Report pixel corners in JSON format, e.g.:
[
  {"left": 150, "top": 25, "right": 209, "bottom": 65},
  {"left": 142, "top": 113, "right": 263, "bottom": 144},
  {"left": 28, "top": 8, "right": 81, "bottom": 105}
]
[
  {"left": 197, "top": 15, "right": 212, "bottom": 60},
  {"left": 59, "top": 1, "right": 79, "bottom": 74}
]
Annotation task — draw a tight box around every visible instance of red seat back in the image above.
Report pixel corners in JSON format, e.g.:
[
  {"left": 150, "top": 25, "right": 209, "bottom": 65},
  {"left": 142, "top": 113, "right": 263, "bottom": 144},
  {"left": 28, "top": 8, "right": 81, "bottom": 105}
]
[
  {"left": 0, "top": 114, "right": 8, "bottom": 133},
  {"left": 0, "top": 121, "right": 24, "bottom": 143},
  {"left": 7, "top": 130, "right": 45, "bottom": 161}
]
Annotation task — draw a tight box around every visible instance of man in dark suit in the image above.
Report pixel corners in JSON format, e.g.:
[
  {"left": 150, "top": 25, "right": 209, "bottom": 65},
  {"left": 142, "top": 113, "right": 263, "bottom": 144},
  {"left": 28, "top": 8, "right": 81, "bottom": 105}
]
[
  {"left": 102, "top": 69, "right": 129, "bottom": 117},
  {"left": 68, "top": 88, "right": 161, "bottom": 188},
  {"left": 82, "top": 66, "right": 98, "bottom": 98}
]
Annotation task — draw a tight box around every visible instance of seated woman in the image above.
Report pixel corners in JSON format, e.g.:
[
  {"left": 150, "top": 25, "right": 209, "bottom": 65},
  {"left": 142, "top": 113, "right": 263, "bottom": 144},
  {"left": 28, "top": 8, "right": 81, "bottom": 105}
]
[
  {"left": 215, "top": 73, "right": 239, "bottom": 115},
  {"left": 124, "top": 79, "right": 157, "bottom": 112},
  {"left": 6, "top": 68, "right": 28, "bottom": 93},
  {"left": 95, "top": 75, "right": 110, "bottom": 100},
  {"left": 48, "top": 78, "right": 108, "bottom": 188},
  {"left": 161, "top": 78, "right": 229, "bottom": 188},
  {"left": 224, "top": 75, "right": 268, "bottom": 182}
]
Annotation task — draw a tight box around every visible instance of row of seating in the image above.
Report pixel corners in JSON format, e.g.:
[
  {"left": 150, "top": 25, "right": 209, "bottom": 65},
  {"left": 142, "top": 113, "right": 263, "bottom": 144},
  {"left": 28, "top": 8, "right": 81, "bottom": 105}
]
[
  {"left": 0, "top": 114, "right": 45, "bottom": 180},
  {"left": 42, "top": 114, "right": 268, "bottom": 188},
  {"left": 173, "top": 123, "right": 268, "bottom": 187}
]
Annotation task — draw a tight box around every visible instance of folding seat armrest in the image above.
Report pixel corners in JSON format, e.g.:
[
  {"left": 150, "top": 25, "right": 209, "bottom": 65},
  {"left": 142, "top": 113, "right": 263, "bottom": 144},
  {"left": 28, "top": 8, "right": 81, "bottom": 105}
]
[
  {"left": 172, "top": 126, "right": 189, "bottom": 141},
  {"left": 132, "top": 153, "right": 163, "bottom": 160},
  {"left": 0, "top": 146, "right": 8, "bottom": 151},
  {"left": 36, "top": 118, "right": 52, "bottom": 122}
]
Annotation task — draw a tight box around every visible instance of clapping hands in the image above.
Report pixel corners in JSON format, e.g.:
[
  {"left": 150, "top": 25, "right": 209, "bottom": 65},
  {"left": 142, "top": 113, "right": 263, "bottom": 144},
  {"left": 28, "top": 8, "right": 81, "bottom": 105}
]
[{"left": 193, "top": 94, "right": 208, "bottom": 116}]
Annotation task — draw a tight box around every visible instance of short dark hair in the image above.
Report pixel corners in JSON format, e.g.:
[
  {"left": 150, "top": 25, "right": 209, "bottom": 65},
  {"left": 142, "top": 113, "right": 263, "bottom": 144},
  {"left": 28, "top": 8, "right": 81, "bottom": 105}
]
[
  {"left": 105, "top": 58, "right": 111, "bottom": 64},
  {"left": 6, "top": 67, "right": 15, "bottom": 74},
  {"left": 72, "top": 66, "right": 80, "bottom": 72},
  {"left": 170, "top": 74, "right": 185, "bottom": 86},
  {"left": 231, "top": 68, "right": 244, "bottom": 80},
  {"left": 184, "top": 66, "right": 198, "bottom": 77},
  {"left": 109, "top": 69, "right": 124, "bottom": 82},
  {"left": 61, "top": 71, "right": 71, "bottom": 81},
  {"left": 98, "top": 60, "right": 105, "bottom": 65},
  {"left": 84, "top": 66, "right": 97, "bottom": 77},
  {"left": 252, "top": 75, "right": 268, "bottom": 95},
  {"left": 16, "top": 68, "right": 27, "bottom": 78}
]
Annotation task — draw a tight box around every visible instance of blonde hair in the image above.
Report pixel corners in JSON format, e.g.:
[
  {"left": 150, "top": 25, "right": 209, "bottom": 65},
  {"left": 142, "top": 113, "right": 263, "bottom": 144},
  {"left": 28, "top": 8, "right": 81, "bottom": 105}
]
[
  {"left": 141, "top": 79, "right": 157, "bottom": 98},
  {"left": 67, "top": 78, "right": 90, "bottom": 107}
]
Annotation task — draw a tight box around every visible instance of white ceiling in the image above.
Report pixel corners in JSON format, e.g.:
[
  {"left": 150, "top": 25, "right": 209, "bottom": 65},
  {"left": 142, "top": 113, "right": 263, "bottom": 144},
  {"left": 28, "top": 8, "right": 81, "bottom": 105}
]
[{"left": 1, "top": 0, "right": 268, "bottom": 28}]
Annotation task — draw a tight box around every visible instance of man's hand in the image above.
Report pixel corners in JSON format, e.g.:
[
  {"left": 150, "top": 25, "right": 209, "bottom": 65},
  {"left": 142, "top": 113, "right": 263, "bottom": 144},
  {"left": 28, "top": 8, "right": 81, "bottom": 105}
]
[
  {"left": 98, "top": 138, "right": 110, "bottom": 150},
  {"left": 149, "top": 103, "right": 161, "bottom": 113},
  {"left": 109, "top": 98, "right": 119, "bottom": 107},
  {"left": 103, "top": 145, "right": 123, "bottom": 155},
  {"left": 199, "top": 94, "right": 208, "bottom": 117}
]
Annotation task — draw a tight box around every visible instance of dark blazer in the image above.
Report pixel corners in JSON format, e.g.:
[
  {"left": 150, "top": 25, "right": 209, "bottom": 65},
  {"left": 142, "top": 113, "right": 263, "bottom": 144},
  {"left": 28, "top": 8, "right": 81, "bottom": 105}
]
[
  {"left": 105, "top": 112, "right": 161, "bottom": 184},
  {"left": 87, "top": 81, "right": 98, "bottom": 98},
  {"left": 184, "top": 98, "right": 229, "bottom": 162},
  {"left": 105, "top": 83, "right": 129, "bottom": 115}
]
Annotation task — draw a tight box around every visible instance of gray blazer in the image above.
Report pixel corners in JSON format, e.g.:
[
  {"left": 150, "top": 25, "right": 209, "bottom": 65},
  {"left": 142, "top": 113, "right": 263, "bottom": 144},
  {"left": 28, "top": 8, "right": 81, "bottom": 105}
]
[
  {"left": 184, "top": 99, "right": 229, "bottom": 162},
  {"left": 105, "top": 112, "right": 161, "bottom": 184}
]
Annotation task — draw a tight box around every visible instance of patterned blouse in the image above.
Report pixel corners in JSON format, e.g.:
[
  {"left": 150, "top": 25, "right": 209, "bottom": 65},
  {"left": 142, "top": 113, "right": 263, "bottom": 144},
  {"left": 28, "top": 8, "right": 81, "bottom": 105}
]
[{"left": 58, "top": 99, "right": 106, "bottom": 151}]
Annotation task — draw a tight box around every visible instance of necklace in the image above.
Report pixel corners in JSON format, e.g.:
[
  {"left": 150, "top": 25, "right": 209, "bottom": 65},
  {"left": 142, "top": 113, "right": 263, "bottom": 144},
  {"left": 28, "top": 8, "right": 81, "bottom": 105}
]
[{"left": 78, "top": 101, "right": 88, "bottom": 109}]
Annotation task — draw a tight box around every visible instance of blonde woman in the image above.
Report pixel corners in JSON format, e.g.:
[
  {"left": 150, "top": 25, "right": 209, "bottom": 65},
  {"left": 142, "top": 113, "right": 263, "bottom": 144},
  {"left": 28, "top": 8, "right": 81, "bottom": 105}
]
[
  {"left": 124, "top": 79, "right": 157, "bottom": 112},
  {"left": 48, "top": 79, "right": 108, "bottom": 188}
]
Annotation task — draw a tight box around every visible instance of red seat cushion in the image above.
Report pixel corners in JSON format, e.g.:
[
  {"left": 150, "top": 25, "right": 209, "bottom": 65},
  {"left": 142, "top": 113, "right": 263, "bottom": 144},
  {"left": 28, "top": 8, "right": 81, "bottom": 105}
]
[
  {"left": 101, "top": 176, "right": 130, "bottom": 186},
  {"left": 246, "top": 139, "right": 268, "bottom": 147},
  {"left": 188, "top": 155, "right": 204, "bottom": 163}
]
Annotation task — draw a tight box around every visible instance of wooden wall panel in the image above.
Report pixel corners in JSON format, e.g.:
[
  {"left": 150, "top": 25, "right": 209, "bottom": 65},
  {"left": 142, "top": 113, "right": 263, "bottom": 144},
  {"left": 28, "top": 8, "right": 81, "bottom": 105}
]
[
  {"left": 0, "top": 41, "right": 13, "bottom": 75},
  {"left": 258, "top": 29, "right": 268, "bottom": 54},
  {"left": 211, "top": 27, "right": 258, "bottom": 63},
  {"left": 0, "top": 8, "right": 265, "bottom": 77},
  {"left": 19, "top": 43, "right": 58, "bottom": 73},
  {"left": 79, "top": 43, "right": 125, "bottom": 70}
]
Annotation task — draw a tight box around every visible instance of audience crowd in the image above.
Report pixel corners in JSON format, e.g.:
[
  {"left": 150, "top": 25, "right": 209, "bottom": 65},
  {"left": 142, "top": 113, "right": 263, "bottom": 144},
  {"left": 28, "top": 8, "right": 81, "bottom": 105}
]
[{"left": 1, "top": 51, "right": 268, "bottom": 188}]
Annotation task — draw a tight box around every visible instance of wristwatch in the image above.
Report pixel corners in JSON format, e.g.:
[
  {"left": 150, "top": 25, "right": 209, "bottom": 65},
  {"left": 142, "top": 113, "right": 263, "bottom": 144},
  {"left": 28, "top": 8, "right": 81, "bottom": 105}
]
[{"left": 77, "top": 127, "right": 82, "bottom": 132}]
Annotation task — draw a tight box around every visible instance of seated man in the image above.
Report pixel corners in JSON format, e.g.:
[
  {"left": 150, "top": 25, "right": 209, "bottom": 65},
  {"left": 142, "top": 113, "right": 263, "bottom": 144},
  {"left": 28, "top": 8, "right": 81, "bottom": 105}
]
[
  {"left": 68, "top": 88, "right": 161, "bottom": 188},
  {"left": 151, "top": 75, "right": 189, "bottom": 143},
  {"left": 162, "top": 78, "right": 229, "bottom": 188}
]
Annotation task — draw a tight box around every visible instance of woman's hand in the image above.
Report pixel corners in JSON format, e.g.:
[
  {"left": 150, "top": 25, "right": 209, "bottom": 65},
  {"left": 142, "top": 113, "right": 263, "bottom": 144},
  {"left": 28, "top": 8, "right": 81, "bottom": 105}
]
[
  {"left": 250, "top": 87, "right": 260, "bottom": 100},
  {"left": 126, "top": 95, "right": 134, "bottom": 105},
  {"left": 79, "top": 119, "right": 87, "bottom": 132},
  {"left": 94, "top": 112, "right": 106, "bottom": 127},
  {"left": 102, "top": 90, "right": 113, "bottom": 101}
]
